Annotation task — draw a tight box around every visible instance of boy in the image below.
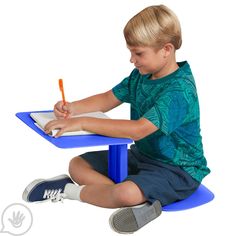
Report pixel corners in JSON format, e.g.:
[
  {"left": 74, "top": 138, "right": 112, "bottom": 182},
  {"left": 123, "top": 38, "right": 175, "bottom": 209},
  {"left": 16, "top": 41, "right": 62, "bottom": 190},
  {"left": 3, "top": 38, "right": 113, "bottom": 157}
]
[{"left": 22, "top": 5, "right": 210, "bottom": 234}]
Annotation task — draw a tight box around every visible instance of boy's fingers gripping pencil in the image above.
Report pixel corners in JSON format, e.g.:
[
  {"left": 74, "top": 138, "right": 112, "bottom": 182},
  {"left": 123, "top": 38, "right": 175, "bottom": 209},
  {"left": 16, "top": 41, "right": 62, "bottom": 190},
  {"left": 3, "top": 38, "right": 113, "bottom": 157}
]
[{"left": 59, "top": 79, "right": 66, "bottom": 105}]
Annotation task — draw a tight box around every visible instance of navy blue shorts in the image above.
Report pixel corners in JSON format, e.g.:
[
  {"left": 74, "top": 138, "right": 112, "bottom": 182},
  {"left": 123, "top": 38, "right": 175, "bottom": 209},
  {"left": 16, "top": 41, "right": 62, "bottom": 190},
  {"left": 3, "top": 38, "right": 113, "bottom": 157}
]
[{"left": 80, "top": 145, "right": 200, "bottom": 206}]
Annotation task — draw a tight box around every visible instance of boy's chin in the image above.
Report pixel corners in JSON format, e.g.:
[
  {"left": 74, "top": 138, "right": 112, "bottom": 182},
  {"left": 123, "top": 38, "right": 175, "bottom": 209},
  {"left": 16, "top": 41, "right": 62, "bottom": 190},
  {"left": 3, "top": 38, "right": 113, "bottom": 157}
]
[{"left": 138, "top": 68, "right": 149, "bottom": 75}]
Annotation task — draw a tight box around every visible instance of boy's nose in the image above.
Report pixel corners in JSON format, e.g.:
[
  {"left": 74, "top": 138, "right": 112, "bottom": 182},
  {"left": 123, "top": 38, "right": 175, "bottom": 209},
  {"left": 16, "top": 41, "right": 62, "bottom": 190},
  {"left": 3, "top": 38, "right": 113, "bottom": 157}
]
[{"left": 130, "top": 56, "right": 136, "bottom": 64}]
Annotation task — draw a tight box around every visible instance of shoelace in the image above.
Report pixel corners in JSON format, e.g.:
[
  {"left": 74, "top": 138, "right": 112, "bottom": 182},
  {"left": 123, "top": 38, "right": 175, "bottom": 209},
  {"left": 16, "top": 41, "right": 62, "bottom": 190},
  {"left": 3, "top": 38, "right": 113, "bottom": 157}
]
[{"left": 50, "top": 193, "right": 67, "bottom": 203}]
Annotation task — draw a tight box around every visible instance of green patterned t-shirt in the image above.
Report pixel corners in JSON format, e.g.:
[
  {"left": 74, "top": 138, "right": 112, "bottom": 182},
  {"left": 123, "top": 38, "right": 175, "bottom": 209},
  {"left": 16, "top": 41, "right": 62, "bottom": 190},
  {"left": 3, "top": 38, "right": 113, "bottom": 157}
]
[{"left": 112, "top": 61, "right": 210, "bottom": 182}]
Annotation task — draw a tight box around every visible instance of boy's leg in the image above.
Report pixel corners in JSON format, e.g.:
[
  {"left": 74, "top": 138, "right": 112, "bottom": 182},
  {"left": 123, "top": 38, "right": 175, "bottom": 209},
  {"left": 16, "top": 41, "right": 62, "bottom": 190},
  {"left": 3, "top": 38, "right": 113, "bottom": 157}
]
[
  {"left": 67, "top": 156, "right": 162, "bottom": 233},
  {"left": 68, "top": 156, "right": 114, "bottom": 185},
  {"left": 65, "top": 176, "right": 162, "bottom": 233},
  {"left": 67, "top": 156, "right": 146, "bottom": 207},
  {"left": 22, "top": 148, "right": 163, "bottom": 233},
  {"left": 78, "top": 180, "right": 146, "bottom": 208},
  {"left": 22, "top": 153, "right": 145, "bottom": 207},
  {"left": 22, "top": 150, "right": 115, "bottom": 203}
]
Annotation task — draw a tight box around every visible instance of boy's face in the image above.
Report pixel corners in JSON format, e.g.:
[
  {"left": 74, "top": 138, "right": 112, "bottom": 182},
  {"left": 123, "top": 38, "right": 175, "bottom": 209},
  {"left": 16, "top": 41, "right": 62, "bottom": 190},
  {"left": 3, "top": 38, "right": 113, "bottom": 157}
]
[{"left": 127, "top": 45, "right": 167, "bottom": 76}]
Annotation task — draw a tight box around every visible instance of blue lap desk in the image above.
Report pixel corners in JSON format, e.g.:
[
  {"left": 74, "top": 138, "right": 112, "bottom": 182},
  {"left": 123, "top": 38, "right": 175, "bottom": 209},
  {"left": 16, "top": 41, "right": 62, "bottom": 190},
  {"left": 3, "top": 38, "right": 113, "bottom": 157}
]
[
  {"left": 16, "top": 111, "right": 133, "bottom": 184},
  {"left": 16, "top": 111, "right": 214, "bottom": 211}
]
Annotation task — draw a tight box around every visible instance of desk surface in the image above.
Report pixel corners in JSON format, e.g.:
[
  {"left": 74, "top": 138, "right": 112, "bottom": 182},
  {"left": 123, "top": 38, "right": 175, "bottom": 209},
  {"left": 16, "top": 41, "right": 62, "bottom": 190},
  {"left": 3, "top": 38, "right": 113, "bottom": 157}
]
[{"left": 16, "top": 111, "right": 133, "bottom": 149}]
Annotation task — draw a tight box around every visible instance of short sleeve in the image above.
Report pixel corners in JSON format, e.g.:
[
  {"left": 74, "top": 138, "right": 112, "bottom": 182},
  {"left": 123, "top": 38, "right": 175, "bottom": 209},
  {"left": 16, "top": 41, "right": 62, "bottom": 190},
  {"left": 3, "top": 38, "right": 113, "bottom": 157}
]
[
  {"left": 142, "top": 91, "right": 189, "bottom": 135},
  {"left": 112, "top": 76, "right": 131, "bottom": 103},
  {"left": 112, "top": 69, "right": 140, "bottom": 103}
]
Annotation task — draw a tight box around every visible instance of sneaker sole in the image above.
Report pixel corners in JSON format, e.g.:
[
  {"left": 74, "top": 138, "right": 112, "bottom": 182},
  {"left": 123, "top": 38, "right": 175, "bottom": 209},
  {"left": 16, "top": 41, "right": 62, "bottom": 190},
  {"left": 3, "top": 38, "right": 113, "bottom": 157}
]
[
  {"left": 109, "top": 201, "right": 162, "bottom": 234},
  {"left": 109, "top": 206, "right": 137, "bottom": 234},
  {"left": 22, "top": 174, "right": 71, "bottom": 202}
]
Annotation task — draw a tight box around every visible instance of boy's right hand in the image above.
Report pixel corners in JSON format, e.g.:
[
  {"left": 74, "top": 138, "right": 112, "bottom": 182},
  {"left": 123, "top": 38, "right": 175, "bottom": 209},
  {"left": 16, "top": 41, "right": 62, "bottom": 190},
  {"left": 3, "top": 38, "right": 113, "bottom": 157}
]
[{"left": 54, "top": 101, "right": 74, "bottom": 119}]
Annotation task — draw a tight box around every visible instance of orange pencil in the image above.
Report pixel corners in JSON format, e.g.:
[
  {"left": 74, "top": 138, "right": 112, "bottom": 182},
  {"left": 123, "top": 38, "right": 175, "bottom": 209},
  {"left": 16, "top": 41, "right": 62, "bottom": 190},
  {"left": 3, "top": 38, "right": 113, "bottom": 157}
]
[{"left": 59, "top": 79, "right": 66, "bottom": 105}]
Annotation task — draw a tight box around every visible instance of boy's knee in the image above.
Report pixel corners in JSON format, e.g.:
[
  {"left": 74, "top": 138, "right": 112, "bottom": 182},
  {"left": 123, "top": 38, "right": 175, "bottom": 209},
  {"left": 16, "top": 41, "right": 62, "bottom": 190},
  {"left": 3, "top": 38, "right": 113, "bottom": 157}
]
[
  {"left": 68, "top": 156, "right": 93, "bottom": 182},
  {"left": 112, "top": 182, "right": 144, "bottom": 206},
  {"left": 68, "top": 156, "right": 79, "bottom": 174},
  {"left": 68, "top": 156, "right": 85, "bottom": 176}
]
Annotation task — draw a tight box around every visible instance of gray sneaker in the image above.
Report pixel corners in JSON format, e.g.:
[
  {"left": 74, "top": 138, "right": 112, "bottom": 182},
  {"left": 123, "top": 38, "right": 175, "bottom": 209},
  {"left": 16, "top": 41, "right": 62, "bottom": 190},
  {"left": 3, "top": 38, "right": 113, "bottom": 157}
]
[{"left": 109, "top": 200, "right": 162, "bottom": 234}]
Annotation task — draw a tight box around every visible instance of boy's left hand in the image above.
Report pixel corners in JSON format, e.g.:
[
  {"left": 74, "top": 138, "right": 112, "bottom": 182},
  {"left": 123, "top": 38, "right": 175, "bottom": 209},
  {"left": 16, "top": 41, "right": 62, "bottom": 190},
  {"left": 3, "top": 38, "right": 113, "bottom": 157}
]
[{"left": 44, "top": 118, "right": 82, "bottom": 138}]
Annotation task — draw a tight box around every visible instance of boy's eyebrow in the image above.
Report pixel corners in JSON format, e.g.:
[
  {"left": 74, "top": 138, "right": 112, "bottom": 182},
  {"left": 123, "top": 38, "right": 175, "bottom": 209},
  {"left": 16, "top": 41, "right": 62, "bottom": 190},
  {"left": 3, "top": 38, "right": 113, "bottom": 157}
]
[
  {"left": 127, "top": 46, "right": 145, "bottom": 52},
  {"left": 127, "top": 45, "right": 140, "bottom": 50}
]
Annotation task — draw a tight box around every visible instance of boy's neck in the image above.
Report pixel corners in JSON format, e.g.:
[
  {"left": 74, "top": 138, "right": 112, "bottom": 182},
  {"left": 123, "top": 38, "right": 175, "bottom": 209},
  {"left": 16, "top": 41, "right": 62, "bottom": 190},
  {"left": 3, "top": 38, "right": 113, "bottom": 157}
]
[{"left": 151, "top": 58, "right": 179, "bottom": 80}]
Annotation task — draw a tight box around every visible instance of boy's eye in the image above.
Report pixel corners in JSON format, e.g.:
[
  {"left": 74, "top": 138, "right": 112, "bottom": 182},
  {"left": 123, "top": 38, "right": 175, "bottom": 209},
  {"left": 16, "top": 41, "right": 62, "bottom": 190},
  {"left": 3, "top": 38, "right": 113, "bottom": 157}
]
[{"left": 135, "top": 52, "right": 143, "bottom": 56}]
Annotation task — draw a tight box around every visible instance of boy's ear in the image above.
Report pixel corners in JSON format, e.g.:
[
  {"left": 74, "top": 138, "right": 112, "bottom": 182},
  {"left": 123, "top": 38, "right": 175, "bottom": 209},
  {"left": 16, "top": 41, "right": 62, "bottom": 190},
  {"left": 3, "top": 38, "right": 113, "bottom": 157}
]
[{"left": 162, "top": 43, "right": 174, "bottom": 57}]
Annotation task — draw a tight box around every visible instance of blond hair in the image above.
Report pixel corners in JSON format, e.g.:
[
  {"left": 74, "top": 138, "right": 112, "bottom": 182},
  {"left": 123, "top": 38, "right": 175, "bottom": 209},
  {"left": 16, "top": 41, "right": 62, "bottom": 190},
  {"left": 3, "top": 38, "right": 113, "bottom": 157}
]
[{"left": 124, "top": 5, "right": 182, "bottom": 50}]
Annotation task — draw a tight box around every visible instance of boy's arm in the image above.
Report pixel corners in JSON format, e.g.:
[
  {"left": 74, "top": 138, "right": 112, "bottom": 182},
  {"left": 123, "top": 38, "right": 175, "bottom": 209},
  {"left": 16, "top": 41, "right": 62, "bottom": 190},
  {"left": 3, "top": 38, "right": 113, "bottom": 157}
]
[
  {"left": 45, "top": 116, "right": 158, "bottom": 141},
  {"left": 79, "top": 117, "right": 158, "bottom": 141},
  {"left": 49, "top": 90, "right": 158, "bottom": 140},
  {"left": 54, "top": 90, "right": 122, "bottom": 118},
  {"left": 72, "top": 90, "right": 122, "bottom": 114}
]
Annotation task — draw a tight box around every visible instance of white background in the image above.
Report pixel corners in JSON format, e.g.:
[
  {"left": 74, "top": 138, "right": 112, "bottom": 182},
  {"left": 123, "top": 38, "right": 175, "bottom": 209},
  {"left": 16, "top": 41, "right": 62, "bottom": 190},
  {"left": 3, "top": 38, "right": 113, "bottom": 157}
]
[{"left": 0, "top": 0, "right": 235, "bottom": 235}]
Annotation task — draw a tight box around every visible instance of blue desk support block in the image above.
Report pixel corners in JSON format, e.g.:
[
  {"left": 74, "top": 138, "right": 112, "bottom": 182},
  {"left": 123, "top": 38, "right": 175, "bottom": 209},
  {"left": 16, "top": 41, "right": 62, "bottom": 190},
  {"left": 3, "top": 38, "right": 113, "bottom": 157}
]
[
  {"left": 108, "top": 144, "right": 128, "bottom": 183},
  {"left": 162, "top": 184, "right": 214, "bottom": 211}
]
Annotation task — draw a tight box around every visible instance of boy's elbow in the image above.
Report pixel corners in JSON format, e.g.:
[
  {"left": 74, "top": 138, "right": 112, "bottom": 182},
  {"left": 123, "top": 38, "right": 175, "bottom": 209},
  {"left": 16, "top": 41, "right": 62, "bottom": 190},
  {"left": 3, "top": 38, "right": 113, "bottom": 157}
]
[
  {"left": 129, "top": 126, "right": 147, "bottom": 141},
  {"left": 131, "top": 133, "right": 143, "bottom": 141},
  {"left": 130, "top": 119, "right": 158, "bottom": 141},
  {"left": 131, "top": 128, "right": 148, "bottom": 141}
]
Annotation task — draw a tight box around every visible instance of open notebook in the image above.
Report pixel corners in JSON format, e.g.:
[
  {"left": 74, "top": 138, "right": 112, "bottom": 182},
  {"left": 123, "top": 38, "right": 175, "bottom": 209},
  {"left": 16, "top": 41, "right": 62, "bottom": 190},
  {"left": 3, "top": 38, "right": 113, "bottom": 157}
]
[{"left": 30, "top": 111, "right": 110, "bottom": 137}]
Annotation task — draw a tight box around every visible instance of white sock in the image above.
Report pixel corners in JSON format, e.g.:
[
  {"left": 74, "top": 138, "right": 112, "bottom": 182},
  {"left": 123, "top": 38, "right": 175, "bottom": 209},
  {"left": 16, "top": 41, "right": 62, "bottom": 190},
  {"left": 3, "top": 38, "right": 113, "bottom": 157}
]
[{"left": 64, "top": 183, "right": 85, "bottom": 201}]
